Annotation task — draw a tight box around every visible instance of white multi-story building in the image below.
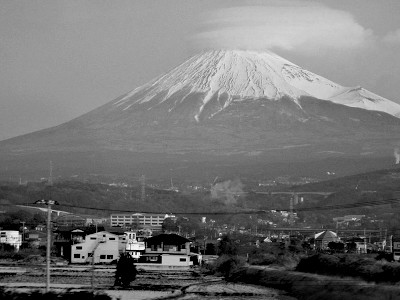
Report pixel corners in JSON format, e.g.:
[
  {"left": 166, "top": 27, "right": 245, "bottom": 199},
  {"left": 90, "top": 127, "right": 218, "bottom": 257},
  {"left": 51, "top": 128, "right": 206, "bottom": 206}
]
[
  {"left": 0, "top": 230, "right": 22, "bottom": 251},
  {"left": 125, "top": 231, "right": 146, "bottom": 260},
  {"left": 71, "top": 231, "right": 122, "bottom": 264},
  {"left": 110, "top": 213, "right": 166, "bottom": 231}
]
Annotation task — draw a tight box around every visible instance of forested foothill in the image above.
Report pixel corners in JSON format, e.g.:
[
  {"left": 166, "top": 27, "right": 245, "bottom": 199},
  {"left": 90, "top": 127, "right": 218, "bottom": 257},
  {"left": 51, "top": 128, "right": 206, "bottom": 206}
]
[{"left": 1, "top": 167, "right": 400, "bottom": 231}]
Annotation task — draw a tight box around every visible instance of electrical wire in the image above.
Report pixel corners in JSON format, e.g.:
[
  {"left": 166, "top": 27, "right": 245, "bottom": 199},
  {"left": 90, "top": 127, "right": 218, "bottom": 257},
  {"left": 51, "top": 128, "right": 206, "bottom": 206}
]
[{"left": 3, "top": 196, "right": 399, "bottom": 215}]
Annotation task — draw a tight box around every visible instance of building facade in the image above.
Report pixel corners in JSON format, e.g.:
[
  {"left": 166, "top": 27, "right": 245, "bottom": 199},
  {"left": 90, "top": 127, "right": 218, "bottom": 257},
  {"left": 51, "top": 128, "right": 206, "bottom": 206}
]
[
  {"left": 0, "top": 230, "right": 22, "bottom": 251},
  {"left": 125, "top": 231, "right": 146, "bottom": 260},
  {"left": 71, "top": 231, "right": 121, "bottom": 264},
  {"left": 137, "top": 233, "right": 194, "bottom": 270},
  {"left": 110, "top": 213, "right": 166, "bottom": 231}
]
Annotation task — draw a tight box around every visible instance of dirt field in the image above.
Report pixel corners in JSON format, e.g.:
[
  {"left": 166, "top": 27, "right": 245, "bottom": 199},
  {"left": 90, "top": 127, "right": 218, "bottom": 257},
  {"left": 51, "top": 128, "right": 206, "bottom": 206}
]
[{"left": 0, "top": 264, "right": 294, "bottom": 300}]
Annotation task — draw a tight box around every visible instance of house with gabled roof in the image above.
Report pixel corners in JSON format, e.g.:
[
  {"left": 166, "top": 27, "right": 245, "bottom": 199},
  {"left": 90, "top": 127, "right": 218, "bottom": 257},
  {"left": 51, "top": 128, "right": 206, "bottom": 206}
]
[{"left": 136, "top": 233, "right": 196, "bottom": 270}]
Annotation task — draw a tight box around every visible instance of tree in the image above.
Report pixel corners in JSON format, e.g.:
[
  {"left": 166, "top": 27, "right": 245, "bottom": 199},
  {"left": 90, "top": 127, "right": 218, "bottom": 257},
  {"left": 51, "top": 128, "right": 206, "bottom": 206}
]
[
  {"left": 346, "top": 242, "right": 357, "bottom": 253},
  {"left": 162, "top": 217, "right": 178, "bottom": 233},
  {"left": 176, "top": 217, "right": 200, "bottom": 235},
  {"left": 217, "top": 235, "right": 238, "bottom": 256},
  {"left": 328, "top": 241, "right": 345, "bottom": 253},
  {"left": 114, "top": 253, "right": 137, "bottom": 288},
  {"left": 206, "top": 243, "right": 217, "bottom": 255}
]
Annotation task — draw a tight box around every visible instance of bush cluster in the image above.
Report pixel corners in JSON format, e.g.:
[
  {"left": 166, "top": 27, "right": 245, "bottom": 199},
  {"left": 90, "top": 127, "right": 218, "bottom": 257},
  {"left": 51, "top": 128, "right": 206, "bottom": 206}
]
[
  {"left": 0, "top": 248, "right": 45, "bottom": 261},
  {"left": 204, "top": 254, "right": 246, "bottom": 279},
  {"left": 247, "top": 242, "right": 304, "bottom": 269},
  {"left": 296, "top": 253, "right": 400, "bottom": 283}
]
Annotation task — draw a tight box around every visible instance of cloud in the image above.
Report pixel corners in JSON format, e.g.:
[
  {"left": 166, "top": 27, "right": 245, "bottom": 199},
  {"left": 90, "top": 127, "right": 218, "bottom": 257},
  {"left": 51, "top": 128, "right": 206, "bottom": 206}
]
[
  {"left": 383, "top": 29, "right": 400, "bottom": 45},
  {"left": 193, "top": 0, "right": 374, "bottom": 54}
]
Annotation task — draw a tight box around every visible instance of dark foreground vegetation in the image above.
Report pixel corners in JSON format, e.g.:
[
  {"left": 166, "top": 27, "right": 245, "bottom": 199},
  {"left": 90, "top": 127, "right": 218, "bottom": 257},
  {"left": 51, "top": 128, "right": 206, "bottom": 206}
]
[
  {"left": 296, "top": 253, "right": 400, "bottom": 283},
  {"left": 230, "top": 267, "right": 400, "bottom": 300},
  {"left": 199, "top": 235, "right": 400, "bottom": 300},
  {"left": 0, "top": 290, "right": 112, "bottom": 300}
]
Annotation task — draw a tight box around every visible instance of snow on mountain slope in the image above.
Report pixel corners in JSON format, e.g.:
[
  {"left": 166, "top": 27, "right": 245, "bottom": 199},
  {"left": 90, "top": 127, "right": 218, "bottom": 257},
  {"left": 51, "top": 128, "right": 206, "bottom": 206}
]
[
  {"left": 113, "top": 50, "right": 400, "bottom": 120},
  {"left": 328, "top": 87, "right": 400, "bottom": 118}
]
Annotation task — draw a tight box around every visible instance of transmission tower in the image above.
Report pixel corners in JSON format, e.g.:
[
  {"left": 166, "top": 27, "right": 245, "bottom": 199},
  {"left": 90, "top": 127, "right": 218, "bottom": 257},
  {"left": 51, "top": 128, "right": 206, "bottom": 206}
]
[{"left": 141, "top": 175, "right": 146, "bottom": 202}]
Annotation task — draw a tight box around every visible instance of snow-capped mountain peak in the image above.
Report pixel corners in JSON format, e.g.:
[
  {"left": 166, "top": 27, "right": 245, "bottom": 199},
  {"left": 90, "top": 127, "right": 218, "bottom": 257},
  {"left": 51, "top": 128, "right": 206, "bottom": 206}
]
[{"left": 113, "top": 50, "right": 400, "bottom": 120}]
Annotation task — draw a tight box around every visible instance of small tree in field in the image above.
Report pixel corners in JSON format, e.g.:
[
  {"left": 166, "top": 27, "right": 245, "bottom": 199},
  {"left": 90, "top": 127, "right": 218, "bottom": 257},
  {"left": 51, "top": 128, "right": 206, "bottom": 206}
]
[
  {"left": 217, "top": 235, "right": 238, "bottom": 256},
  {"left": 114, "top": 253, "right": 137, "bottom": 288}
]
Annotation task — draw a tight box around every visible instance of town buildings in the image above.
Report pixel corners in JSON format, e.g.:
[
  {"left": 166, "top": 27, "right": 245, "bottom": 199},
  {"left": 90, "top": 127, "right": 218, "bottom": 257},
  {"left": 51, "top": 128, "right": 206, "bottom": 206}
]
[
  {"left": 0, "top": 230, "right": 22, "bottom": 251},
  {"left": 69, "top": 230, "right": 196, "bottom": 269}
]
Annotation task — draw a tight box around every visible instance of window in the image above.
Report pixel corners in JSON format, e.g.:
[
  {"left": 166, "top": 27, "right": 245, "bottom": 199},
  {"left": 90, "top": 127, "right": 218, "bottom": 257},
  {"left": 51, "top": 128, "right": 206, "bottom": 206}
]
[
  {"left": 109, "top": 237, "right": 116, "bottom": 240},
  {"left": 88, "top": 253, "right": 93, "bottom": 257},
  {"left": 147, "top": 256, "right": 158, "bottom": 262},
  {"left": 180, "top": 258, "right": 186, "bottom": 262},
  {"left": 107, "top": 255, "right": 113, "bottom": 259},
  {"left": 100, "top": 255, "right": 106, "bottom": 259},
  {"left": 90, "top": 237, "right": 97, "bottom": 240},
  {"left": 76, "top": 246, "right": 82, "bottom": 250},
  {"left": 74, "top": 254, "right": 80, "bottom": 258}
]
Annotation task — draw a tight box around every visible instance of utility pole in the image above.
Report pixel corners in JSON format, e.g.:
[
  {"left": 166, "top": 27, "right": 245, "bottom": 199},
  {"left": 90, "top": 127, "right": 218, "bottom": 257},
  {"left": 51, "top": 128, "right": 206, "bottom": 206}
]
[
  {"left": 21, "top": 221, "right": 25, "bottom": 242},
  {"left": 34, "top": 199, "right": 58, "bottom": 293},
  {"left": 46, "top": 202, "right": 51, "bottom": 290}
]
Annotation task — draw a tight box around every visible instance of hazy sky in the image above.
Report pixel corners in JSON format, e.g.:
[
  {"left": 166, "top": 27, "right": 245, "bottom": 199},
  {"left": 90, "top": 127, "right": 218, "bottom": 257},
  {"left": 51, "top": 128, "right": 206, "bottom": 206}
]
[{"left": 1, "top": 0, "right": 400, "bottom": 141}]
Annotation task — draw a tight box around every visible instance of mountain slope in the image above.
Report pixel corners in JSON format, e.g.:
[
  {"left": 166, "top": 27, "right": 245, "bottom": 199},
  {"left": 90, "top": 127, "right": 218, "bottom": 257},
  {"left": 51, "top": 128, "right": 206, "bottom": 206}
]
[{"left": 1, "top": 50, "right": 400, "bottom": 181}]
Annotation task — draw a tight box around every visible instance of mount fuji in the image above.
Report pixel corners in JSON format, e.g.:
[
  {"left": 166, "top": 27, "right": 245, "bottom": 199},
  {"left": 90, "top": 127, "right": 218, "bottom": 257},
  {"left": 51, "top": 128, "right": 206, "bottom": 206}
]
[
  {"left": 114, "top": 50, "right": 400, "bottom": 120},
  {"left": 2, "top": 50, "right": 400, "bottom": 180}
]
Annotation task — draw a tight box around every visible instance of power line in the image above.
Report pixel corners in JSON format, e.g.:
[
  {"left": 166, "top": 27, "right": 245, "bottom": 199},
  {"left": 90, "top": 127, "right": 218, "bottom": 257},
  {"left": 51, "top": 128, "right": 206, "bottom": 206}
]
[{"left": 4, "top": 196, "right": 400, "bottom": 216}]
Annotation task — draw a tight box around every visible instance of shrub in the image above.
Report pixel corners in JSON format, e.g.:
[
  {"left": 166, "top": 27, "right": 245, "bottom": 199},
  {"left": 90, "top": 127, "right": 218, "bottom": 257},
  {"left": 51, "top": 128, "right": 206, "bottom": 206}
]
[
  {"left": 249, "top": 253, "right": 277, "bottom": 265},
  {"left": 217, "top": 235, "right": 238, "bottom": 256},
  {"left": 214, "top": 255, "right": 246, "bottom": 279},
  {"left": 114, "top": 253, "right": 137, "bottom": 288},
  {"left": 296, "top": 254, "right": 340, "bottom": 275},
  {"left": 0, "top": 247, "right": 45, "bottom": 261},
  {"left": 381, "top": 262, "right": 400, "bottom": 282}
]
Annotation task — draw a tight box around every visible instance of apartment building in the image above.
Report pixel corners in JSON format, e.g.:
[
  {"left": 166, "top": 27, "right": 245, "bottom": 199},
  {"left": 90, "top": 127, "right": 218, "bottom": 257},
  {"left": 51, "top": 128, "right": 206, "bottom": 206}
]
[{"left": 110, "top": 213, "right": 166, "bottom": 231}]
